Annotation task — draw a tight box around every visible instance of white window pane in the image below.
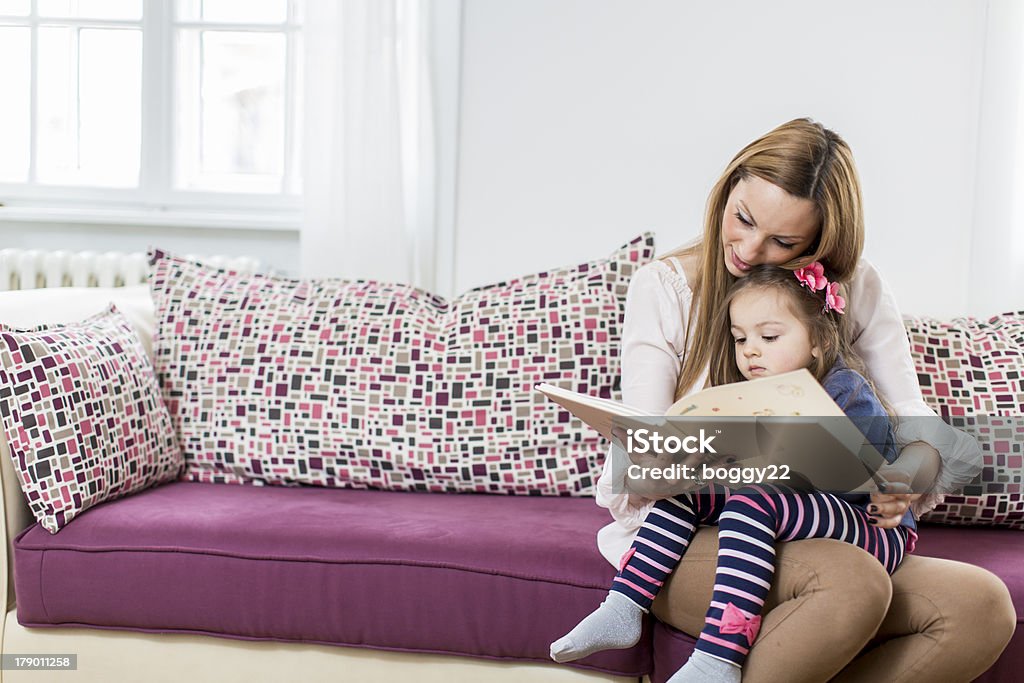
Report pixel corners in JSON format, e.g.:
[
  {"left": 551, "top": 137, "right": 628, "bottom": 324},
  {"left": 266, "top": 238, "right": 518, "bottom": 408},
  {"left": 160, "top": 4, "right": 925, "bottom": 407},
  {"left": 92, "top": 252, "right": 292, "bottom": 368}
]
[
  {"left": 289, "top": 33, "right": 303, "bottom": 195},
  {"left": 36, "top": 27, "right": 77, "bottom": 183},
  {"left": 176, "top": 29, "right": 286, "bottom": 192},
  {"left": 0, "top": 0, "right": 29, "bottom": 15},
  {"left": 39, "top": 0, "right": 141, "bottom": 20},
  {"left": 0, "top": 27, "right": 30, "bottom": 182},
  {"left": 79, "top": 29, "right": 141, "bottom": 185},
  {"left": 177, "top": 0, "right": 287, "bottom": 23},
  {"left": 37, "top": 27, "right": 141, "bottom": 187}
]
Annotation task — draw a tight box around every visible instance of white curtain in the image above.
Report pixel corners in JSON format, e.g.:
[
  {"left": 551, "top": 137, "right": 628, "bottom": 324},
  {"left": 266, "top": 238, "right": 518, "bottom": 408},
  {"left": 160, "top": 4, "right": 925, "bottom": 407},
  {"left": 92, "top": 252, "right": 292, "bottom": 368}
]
[
  {"left": 302, "top": 0, "right": 451, "bottom": 290},
  {"left": 970, "top": 0, "right": 1024, "bottom": 315}
]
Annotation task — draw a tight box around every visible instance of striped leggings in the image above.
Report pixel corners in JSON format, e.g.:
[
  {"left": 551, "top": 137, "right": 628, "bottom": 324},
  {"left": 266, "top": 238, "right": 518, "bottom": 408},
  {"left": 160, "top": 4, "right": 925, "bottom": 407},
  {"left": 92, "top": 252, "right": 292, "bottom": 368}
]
[{"left": 612, "top": 485, "right": 917, "bottom": 666}]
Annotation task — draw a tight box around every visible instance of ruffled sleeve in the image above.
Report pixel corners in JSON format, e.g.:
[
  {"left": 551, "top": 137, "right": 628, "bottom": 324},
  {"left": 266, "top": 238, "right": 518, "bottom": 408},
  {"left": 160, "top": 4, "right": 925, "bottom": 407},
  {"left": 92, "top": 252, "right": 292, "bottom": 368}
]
[
  {"left": 595, "top": 260, "right": 692, "bottom": 543},
  {"left": 846, "top": 260, "right": 983, "bottom": 512}
]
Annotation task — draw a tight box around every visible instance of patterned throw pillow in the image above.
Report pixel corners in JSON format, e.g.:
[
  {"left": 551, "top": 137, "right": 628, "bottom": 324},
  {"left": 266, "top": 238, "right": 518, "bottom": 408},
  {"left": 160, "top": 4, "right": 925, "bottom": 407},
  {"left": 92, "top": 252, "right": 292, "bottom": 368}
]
[
  {"left": 907, "top": 311, "right": 1024, "bottom": 528},
  {"left": 148, "top": 234, "right": 655, "bottom": 495},
  {"left": 0, "top": 306, "right": 183, "bottom": 533}
]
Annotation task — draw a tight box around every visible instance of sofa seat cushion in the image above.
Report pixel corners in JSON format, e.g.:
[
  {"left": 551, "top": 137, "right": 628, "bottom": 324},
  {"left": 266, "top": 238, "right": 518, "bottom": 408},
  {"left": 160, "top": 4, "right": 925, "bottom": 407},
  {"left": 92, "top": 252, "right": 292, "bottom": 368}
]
[{"left": 13, "top": 481, "right": 650, "bottom": 677}]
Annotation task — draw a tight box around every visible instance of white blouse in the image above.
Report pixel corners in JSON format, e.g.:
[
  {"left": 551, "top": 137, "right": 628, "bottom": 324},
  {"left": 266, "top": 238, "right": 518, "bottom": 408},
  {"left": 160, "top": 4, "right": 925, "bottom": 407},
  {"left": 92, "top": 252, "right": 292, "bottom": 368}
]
[{"left": 594, "top": 257, "right": 983, "bottom": 566}]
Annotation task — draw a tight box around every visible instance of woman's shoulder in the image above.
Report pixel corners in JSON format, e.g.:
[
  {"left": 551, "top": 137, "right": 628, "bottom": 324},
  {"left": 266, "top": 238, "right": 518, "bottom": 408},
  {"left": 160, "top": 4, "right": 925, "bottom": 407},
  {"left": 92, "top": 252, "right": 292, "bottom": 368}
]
[
  {"left": 848, "top": 257, "right": 887, "bottom": 290},
  {"left": 630, "top": 257, "right": 694, "bottom": 305}
]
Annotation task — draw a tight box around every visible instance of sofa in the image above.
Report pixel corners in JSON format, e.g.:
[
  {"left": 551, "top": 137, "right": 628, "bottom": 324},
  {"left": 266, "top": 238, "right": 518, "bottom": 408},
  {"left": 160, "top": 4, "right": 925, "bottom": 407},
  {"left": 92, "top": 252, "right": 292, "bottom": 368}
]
[{"left": 0, "top": 249, "right": 1019, "bottom": 682}]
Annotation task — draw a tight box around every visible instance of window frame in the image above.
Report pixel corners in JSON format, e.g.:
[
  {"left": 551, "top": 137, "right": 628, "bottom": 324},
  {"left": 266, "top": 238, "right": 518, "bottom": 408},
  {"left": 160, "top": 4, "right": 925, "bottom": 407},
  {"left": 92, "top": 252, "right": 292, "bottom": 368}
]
[{"left": 0, "top": 0, "right": 303, "bottom": 230}]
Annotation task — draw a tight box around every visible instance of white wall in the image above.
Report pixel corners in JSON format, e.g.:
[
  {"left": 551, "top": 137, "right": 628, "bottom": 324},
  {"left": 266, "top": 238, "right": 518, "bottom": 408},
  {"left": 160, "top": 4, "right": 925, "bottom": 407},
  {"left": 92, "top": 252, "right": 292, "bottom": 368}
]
[
  {"left": 5, "top": 1, "right": 1020, "bottom": 318},
  {"left": 453, "top": 0, "right": 1004, "bottom": 317}
]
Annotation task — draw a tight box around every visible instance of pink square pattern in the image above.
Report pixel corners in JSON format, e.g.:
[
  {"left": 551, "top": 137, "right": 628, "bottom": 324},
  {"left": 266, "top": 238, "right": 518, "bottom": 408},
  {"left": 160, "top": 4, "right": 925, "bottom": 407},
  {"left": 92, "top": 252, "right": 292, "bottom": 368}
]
[
  {"left": 0, "top": 306, "right": 183, "bottom": 533},
  {"left": 148, "top": 235, "right": 655, "bottom": 495},
  {"left": 907, "top": 311, "right": 1024, "bottom": 528}
]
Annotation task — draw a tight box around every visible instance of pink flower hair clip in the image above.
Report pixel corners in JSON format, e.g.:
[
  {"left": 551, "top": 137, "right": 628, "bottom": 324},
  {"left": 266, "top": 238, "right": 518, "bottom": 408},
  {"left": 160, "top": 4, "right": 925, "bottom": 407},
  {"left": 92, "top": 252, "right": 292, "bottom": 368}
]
[
  {"left": 794, "top": 262, "right": 827, "bottom": 291},
  {"left": 794, "top": 261, "right": 845, "bottom": 315},
  {"left": 824, "top": 281, "right": 846, "bottom": 315}
]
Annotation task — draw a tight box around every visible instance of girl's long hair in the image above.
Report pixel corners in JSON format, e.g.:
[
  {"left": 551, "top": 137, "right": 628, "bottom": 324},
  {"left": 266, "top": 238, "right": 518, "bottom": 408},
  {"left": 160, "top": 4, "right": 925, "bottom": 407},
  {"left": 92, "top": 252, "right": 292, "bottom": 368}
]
[
  {"left": 666, "top": 118, "right": 865, "bottom": 400},
  {"left": 707, "top": 265, "right": 894, "bottom": 419}
]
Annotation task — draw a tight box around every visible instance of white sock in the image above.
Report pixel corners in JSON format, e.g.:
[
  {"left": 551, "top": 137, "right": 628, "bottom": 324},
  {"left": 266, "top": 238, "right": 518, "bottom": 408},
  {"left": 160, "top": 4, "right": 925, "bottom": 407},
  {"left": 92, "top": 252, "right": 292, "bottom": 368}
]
[
  {"left": 667, "top": 650, "right": 742, "bottom": 683},
  {"left": 549, "top": 592, "right": 644, "bottom": 663}
]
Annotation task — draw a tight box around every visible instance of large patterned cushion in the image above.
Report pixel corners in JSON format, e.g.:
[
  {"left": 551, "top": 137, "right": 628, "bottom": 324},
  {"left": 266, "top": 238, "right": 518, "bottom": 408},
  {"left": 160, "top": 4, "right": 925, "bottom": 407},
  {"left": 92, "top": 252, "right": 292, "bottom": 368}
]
[
  {"left": 907, "top": 311, "right": 1024, "bottom": 528},
  {"left": 148, "top": 234, "right": 655, "bottom": 495},
  {"left": 0, "top": 305, "right": 183, "bottom": 533}
]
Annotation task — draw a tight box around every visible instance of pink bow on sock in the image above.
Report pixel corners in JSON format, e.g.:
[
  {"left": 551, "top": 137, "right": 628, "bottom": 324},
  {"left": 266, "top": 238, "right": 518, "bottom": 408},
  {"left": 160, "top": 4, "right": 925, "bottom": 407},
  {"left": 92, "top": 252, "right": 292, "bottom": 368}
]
[
  {"left": 719, "top": 602, "right": 761, "bottom": 644},
  {"left": 618, "top": 547, "right": 636, "bottom": 572}
]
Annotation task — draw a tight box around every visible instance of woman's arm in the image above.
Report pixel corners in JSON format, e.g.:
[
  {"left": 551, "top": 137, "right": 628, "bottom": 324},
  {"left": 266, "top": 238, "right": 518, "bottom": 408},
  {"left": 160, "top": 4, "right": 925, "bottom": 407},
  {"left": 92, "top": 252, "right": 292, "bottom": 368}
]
[
  {"left": 847, "top": 260, "right": 983, "bottom": 508},
  {"left": 595, "top": 261, "right": 694, "bottom": 524}
]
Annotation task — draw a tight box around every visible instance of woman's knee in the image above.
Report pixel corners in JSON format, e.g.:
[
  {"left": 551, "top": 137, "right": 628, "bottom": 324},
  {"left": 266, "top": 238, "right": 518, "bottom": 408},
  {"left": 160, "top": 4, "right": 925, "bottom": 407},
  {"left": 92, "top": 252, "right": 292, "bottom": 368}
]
[
  {"left": 914, "top": 562, "right": 1015, "bottom": 656},
  {"left": 774, "top": 539, "right": 892, "bottom": 632}
]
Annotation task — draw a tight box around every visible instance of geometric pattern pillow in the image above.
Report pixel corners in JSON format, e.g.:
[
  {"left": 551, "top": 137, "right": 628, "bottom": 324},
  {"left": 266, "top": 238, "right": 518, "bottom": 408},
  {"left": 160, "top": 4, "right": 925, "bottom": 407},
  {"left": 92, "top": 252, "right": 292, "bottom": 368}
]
[
  {"left": 148, "top": 234, "right": 655, "bottom": 496},
  {"left": 0, "top": 305, "right": 183, "bottom": 533},
  {"left": 907, "top": 311, "right": 1024, "bottom": 528}
]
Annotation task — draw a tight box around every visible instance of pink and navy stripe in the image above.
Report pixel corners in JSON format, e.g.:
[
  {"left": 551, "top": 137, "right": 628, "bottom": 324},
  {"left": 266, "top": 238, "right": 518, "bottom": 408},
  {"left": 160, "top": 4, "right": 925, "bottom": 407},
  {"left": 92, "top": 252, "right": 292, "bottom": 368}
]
[{"left": 611, "top": 484, "right": 915, "bottom": 666}]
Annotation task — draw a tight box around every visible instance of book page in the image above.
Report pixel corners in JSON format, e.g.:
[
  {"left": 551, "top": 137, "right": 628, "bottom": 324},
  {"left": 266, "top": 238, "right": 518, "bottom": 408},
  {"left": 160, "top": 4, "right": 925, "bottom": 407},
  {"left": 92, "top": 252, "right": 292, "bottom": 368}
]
[
  {"left": 534, "top": 383, "right": 646, "bottom": 443},
  {"left": 665, "top": 369, "right": 846, "bottom": 418}
]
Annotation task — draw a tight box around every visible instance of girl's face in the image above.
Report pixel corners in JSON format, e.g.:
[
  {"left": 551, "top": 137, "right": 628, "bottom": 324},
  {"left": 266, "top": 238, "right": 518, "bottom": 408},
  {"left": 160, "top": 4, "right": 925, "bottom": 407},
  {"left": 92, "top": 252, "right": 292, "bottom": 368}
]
[
  {"left": 721, "top": 176, "right": 820, "bottom": 278},
  {"left": 730, "top": 288, "right": 820, "bottom": 380}
]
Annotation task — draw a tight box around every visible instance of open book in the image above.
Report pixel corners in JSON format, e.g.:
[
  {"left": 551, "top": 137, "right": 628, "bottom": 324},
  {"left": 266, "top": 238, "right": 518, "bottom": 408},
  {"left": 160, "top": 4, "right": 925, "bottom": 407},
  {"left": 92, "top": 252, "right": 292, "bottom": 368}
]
[{"left": 536, "top": 369, "right": 887, "bottom": 493}]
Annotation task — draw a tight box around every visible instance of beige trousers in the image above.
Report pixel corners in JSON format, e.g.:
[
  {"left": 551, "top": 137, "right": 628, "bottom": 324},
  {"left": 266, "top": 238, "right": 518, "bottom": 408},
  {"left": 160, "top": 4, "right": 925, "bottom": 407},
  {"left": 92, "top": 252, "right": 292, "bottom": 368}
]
[{"left": 650, "top": 527, "right": 1016, "bottom": 682}]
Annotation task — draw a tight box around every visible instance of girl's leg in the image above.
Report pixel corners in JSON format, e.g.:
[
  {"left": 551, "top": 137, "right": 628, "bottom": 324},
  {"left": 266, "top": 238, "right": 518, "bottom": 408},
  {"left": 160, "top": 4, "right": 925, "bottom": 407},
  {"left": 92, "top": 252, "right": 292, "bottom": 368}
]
[
  {"left": 612, "top": 485, "right": 731, "bottom": 609},
  {"left": 672, "top": 487, "right": 909, "bottom": 682},
  {"left": 550, "top": 486, "right": 730, "bottom": 662},
  {"left": 652, "top": 529, "right": 894, "bottom": 683}
]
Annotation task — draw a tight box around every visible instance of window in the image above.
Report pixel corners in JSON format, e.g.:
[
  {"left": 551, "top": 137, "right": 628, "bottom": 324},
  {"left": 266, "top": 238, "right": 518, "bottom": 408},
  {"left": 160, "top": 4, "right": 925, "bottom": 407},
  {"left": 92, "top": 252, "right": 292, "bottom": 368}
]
[{"left": 0, "top": 0, "right": 303, "bottom": 225}]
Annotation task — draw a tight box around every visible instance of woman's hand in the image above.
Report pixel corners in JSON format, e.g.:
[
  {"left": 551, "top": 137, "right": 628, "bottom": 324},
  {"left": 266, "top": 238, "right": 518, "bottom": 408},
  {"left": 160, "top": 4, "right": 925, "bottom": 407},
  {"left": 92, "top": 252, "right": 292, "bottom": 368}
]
[
  {"left": 868, "top": 468, "right": 918, "bottom": 528},
  {"left": 868, "top": 441, "right": 940, "bottom": 528}
]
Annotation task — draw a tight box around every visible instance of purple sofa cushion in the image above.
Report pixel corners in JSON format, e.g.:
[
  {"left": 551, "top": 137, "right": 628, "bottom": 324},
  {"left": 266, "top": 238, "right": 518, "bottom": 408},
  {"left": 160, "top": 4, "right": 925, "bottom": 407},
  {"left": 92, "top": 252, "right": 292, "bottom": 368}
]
[{"left": 13, "top": 482, "right": 650, "bottom": 677}]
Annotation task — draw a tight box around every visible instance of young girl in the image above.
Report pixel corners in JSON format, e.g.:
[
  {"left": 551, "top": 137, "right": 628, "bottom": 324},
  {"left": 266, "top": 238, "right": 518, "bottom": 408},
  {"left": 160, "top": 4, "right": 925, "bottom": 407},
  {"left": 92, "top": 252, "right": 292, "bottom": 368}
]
[{"left": 550, "top": 264, "right": 917, "bottom": 683}]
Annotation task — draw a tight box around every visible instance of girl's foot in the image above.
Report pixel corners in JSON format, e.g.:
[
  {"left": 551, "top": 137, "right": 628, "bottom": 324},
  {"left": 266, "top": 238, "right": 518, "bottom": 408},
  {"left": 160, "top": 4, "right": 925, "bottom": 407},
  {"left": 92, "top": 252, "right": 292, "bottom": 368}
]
[
  {"left": 549, "top": 592, "right": 643, "bottom": 662},
  {"left": 667, "top": 650, "right": 742, "bottom": 683}
]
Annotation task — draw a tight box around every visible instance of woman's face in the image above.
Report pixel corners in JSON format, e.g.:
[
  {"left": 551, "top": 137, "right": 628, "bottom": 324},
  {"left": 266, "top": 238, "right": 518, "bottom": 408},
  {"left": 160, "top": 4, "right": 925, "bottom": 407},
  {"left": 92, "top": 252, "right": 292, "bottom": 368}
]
[{"left": 721, "top": 176, "right": 820, "bottom": 278}]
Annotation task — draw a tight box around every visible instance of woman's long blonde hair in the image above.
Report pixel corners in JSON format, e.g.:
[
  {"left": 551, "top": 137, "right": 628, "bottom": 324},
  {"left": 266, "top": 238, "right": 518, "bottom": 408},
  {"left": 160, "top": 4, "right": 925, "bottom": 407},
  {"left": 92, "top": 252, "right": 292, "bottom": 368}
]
[{"left": 669, "top": 118, "right": 865, "bottom": 400}]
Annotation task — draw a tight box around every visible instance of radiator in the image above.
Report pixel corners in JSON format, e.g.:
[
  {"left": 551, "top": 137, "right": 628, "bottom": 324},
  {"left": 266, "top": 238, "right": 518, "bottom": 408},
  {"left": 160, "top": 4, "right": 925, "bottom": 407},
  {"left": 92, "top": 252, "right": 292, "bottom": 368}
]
[{"left": 0, "top": 249, "right": 260, "bottom": 291}]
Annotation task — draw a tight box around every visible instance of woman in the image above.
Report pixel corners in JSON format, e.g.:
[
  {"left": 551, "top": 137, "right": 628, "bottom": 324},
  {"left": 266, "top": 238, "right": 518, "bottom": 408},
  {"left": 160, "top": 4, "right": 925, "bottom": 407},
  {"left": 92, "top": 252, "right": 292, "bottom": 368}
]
[{"left": 595, "top": 118, "right": 1015, "bottom": 681}]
